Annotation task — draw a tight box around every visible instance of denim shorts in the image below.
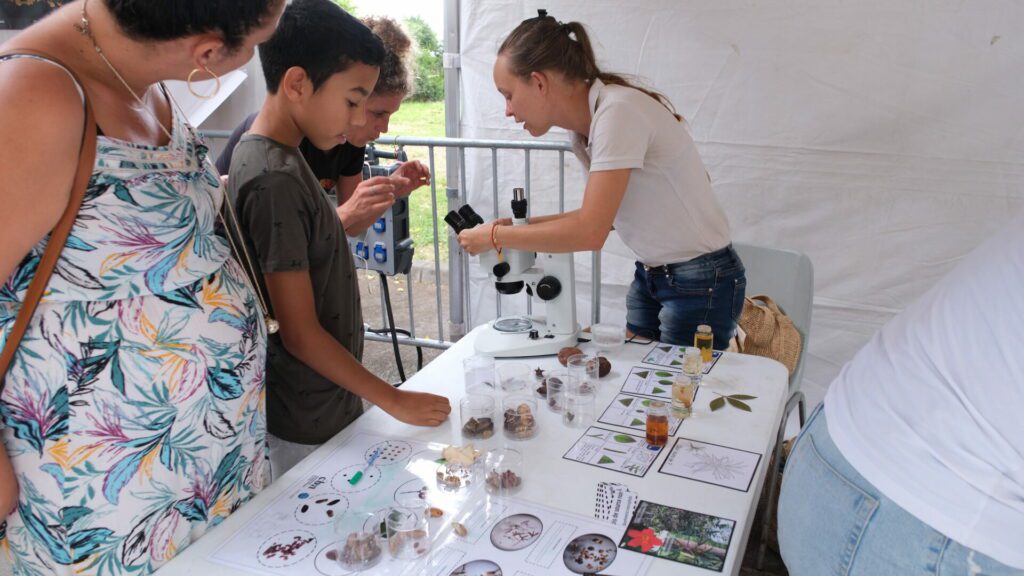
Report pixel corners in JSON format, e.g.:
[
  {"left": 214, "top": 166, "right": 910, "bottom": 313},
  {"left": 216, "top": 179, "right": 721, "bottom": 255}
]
[
  {"left": 625, "top": 244, "right": 746, "bottom": 348},
  {"left": 778, "top": 405, "right": 1023, "bottom": 576}
]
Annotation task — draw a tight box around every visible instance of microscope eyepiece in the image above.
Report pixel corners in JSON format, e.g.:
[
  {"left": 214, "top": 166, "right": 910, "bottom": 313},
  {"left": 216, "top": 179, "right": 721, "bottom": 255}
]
[
  {"left": 458, "top": 205, "right": 485, "bottom": 227},
  {"left": 511, "top": 187, "right": 528, "bottom": 220},
  {"left": 444, "top": 210, "right": 468, "bottom": 233}
]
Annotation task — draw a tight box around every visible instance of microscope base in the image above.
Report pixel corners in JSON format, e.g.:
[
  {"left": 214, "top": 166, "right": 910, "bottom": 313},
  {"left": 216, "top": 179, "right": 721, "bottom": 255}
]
[{"left": 474, "top": 320, "right": 578, "bottom": 358}]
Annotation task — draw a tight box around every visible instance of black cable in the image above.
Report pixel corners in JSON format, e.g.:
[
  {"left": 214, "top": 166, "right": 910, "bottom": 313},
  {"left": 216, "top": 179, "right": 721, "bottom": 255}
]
[
  {"left": 378, "top": 271, "right": 407, "bottom": 384},
  {"left": 626, "top": 333, "right": 655, "bottom": 345}
]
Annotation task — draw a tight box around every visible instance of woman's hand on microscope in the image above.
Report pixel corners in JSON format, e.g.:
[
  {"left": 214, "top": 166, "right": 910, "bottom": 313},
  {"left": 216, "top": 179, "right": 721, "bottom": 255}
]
[{"left": 458, "top": 219, "right": 507, "bottom": 255}]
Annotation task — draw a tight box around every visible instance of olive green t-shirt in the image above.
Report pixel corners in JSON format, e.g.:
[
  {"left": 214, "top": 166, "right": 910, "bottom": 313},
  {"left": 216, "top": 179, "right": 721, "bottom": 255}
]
[{"left": 227, "top": 134, "right": 364, "bottom": 445}]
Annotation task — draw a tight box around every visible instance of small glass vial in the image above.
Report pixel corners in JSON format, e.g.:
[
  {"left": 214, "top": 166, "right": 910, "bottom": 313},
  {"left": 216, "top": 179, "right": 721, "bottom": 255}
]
[
  {"left": 502, "top": 395, "right": 539, "bottom": 440},
  {"left": 484, "top": 448, "right": 524, "bottom": 495},
  {"left": 541, "top": 369, "right": 568, "bottom": 412},
  {"left": 671, "top": 375, "right": 697, "bottom": 419},
  {"left": 645, "top": 400, "right": 670, "bottom": 448},
  {"left": 694, "top": 324, "right": 714, "bottom": 364},
  {"left": 460, "top": 395, "right": 496, "bottom": 440}
]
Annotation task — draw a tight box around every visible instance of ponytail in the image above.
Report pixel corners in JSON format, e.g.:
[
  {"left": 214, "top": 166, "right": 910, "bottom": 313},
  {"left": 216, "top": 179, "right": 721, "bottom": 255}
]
[{"left": 499, "top": 13, "right": 682, "bottom": 122}]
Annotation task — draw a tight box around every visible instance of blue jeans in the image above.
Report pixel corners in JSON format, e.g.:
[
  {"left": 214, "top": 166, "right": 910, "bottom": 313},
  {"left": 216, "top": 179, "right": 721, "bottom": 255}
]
[
  {"left": 778, "top": 406, "right": 1023, "bottom": 576},
  {"left": 625, "top": 245, "right": 745, "bottom": 348}
]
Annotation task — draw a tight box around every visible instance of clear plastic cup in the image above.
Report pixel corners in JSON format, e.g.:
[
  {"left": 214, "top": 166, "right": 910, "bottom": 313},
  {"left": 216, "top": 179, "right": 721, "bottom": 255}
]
[
  {"left": 563, "top": 390, "right": 596, "bottom": 428},
  {"left": 340, "top": 532, "right": 383, "bottom": 570},
  {"left": 566, "top": 353, "right": 599, "bottom": 394},
  {"left": 591, "top": 323, "right": 625, "bottom": 354},
  {"left": 436, "top": 460, "right": 476, "bottom": 492},
  {"left": 540, "top": 368, "right": 570, "bottom": 412},
  {"left": 501, "top": 394, "right": 539, "bottom": 440},
  {"left": 484, "top": 448, "right": 524, "bottom": 495},
  {"left": 460, "top": 395, "right": 496, "bottom": 441},
  {"left": 496, "top": 362, "right": 532, "bottom": 394},
  {"left": 385, "top": 506, "right": 430, "bottom": 560},
  {"left": 332, "top": 511, "right": 385, "bottom": 571},
  {"left": 463, "top": 354, "right": 496, "bottom": 396}
]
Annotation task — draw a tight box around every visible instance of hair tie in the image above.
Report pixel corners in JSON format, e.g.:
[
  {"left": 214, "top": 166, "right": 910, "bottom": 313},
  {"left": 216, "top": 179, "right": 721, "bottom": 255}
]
[{"left": 537, "top": 9, "right": 548, "bottom": 18}]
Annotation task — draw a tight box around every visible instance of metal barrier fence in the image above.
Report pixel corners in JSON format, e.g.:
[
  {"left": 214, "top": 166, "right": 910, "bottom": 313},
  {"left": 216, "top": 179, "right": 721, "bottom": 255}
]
[{"left": 201, "top": 131, "right": 603, "bottom": 352}]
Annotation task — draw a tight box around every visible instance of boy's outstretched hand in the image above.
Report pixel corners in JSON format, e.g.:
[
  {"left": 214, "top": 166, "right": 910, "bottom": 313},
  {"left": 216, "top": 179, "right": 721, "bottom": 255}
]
[{"left": 384, "top": 389, "right": 451, "bottom": 427}]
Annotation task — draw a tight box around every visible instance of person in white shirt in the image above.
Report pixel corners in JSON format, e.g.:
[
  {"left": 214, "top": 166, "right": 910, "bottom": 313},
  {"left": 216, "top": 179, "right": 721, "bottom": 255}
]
[
  {"left": 457, "top": 11, "right": 746, "bottom": 349},
  {"left": 778, "top": 211, "right": 1024, "bottom": 575}
]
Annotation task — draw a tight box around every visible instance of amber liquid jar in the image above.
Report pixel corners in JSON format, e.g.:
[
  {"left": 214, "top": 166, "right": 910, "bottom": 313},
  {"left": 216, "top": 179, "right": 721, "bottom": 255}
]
[
  {"left": 646, "top": 401, "right": 670, "bottom": 447},
  {"left": 695, "top": 324, "right": 714, "bottom": 364}
]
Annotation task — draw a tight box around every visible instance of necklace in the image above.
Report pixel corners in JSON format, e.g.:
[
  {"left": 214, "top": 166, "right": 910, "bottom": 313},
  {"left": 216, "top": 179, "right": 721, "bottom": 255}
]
[{"left": 74, "top": 0, "right": 279, "bottom": 335}]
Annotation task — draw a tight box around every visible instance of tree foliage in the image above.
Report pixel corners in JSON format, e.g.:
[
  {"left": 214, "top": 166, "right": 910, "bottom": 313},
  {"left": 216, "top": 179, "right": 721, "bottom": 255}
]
[
  {"left": 332, "top": 0, "right": 358, "bottom": 14},
  {"left": 405, "top": 16, "right": 444, "bottom": 101}
]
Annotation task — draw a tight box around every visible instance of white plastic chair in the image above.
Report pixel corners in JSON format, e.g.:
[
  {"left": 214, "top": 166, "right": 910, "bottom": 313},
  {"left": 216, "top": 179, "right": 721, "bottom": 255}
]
[
  {"left": 732, "top": 242, "right": 813, "bottom": 568},
  {"left": 733, "top": 242, "right": 813, "bottom": 394}
]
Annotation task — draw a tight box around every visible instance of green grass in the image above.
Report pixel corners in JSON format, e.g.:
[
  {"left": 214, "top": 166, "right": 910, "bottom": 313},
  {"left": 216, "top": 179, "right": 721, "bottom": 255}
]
[{"left": 386, "top": 101, "right": 448, "bottom": 262}]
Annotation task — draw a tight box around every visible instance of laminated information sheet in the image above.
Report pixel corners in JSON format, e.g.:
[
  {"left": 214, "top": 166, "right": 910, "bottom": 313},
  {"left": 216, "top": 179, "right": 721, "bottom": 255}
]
[{"left": 209, "top": 432, "right": 652, "bottom": 575}]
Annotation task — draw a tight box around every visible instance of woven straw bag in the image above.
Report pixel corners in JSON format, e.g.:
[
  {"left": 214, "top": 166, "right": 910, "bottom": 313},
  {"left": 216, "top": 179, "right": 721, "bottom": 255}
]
[{"left": 737, "top": 295, "right": 802, "bottom": 376}]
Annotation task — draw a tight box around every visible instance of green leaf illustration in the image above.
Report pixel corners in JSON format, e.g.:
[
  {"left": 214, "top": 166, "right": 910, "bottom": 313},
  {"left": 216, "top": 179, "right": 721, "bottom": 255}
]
[
  {"left": 613, "top": 434, "right": 637, "bottom": 444},
  {"left": 710, "top": 397, "right": 726, "bottom": 412},
  {"left": 629, "top": 418, "right": 645, "bottom": 426},
  {"left": 653, "top": 387, "right": 666, "bottom": 394},
  {"left": 634, "top": 370, "right": 650, "bottom": 379},
  {"left": 598, "top": 455, "right": 615, "bottom": 465},
  {"left": 670, "top": 360, "right": 681, "bottom": 366},
  {"left": 618, "top": 398, "right": 634, "bottom": 407},
  {"left": 641, "top": 399, "right": 652, "bottom": 407},
  {"left": 659, "top": 346, "right": 671, "bottom": 352},
  {"left": 657, "top": 379, "right": 674, "bottom": 386},
  {"left": 730, "top": 394, "right": 758, "bottom": 400},
  {"left": 727, "top": 398, "right": 752, "bottom": 412},
  {"left": 655, "top": 371, "right": 673, "bottom": 377}
]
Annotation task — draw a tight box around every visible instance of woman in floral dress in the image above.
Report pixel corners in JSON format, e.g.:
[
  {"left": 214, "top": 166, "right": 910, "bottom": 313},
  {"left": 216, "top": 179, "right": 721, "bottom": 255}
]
[{"left": 0, "top": 1, "right": 284, "bottom": 574}]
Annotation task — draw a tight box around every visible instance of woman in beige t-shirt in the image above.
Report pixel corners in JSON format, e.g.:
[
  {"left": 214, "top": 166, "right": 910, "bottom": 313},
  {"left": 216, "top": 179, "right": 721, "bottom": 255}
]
[{"left": 458, "top": 11, "right": 746, "bottom": 348}]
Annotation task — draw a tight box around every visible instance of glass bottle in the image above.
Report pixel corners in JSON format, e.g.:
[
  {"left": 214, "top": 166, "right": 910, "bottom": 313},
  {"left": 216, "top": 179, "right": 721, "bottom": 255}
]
[
  {"left": 694, "top": 324, "right": 714, "bottom": 364},
  {"left": 645, "top": 401, "right": 669, "bottom": 448}
]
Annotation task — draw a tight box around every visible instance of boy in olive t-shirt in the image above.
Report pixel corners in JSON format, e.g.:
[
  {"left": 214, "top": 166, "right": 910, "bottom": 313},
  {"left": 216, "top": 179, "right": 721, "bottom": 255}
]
[{"left": 227, "top": 0, "right": 450, "bottom": 480}]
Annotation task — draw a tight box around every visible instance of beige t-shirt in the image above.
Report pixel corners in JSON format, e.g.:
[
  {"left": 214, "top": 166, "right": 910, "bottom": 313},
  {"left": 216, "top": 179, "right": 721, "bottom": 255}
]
[{"left": 571, "top": 79, "right": 731, "bottom": 266}]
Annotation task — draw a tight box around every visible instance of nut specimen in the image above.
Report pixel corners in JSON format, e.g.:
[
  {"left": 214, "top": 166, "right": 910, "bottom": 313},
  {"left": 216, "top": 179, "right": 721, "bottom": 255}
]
[
  {"left": 558, "top": 346, "right": 584, "bottom": 366},
  {"left": 596, "top": 356, "right": 611, "bottom": 377}
]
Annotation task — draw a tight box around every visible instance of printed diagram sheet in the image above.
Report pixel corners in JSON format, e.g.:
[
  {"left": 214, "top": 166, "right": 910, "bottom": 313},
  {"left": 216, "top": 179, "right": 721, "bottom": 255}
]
[
  {"left": 599, "top": 393, "right": 683, "bottom": 436},
  {"left": 562, "top": 427, "right": 663, "bottom": 477},
  {"left": 642, "top": 344, "right": 721, "bottom": 372},
  {"left": 209, "top": 432, "right": 652, "bottom": 575},
  {"left": 658, "top": 438, "right": 762, "bottom": 492},
  {"left": 619, "top": 366, "right": 680, "bottom": 401}
]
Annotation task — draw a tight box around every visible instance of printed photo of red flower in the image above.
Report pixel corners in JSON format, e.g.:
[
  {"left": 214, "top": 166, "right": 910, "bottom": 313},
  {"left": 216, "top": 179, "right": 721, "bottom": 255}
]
[{"left": 625, "top": 527, "right": 663, "bottom": 553}]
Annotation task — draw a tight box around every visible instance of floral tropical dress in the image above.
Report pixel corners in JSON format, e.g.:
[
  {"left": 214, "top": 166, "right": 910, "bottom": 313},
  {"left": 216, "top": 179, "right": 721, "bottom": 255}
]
[{"left": 0, "top": 80, "right": 269, "bottom": 575}]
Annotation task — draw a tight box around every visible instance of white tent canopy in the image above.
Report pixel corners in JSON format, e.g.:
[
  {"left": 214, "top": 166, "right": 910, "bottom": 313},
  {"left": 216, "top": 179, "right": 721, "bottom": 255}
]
[
  {"left": 455, "top": 0, "right": 1024, "bottom": 407},
  {"left": 8, "top": 1, "right": 1021, "bottom": 409}
]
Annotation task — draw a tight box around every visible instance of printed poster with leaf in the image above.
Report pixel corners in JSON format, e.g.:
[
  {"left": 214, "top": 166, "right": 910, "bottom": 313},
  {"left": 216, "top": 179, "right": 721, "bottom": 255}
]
[
  {"left": 599, "top": 393, "right": 683, "bottom": 436},
  {"left": 620, "top": 366, "right": 679, "bottom": 400},
  {"left": 562, "top": 426, "right": 663, "bottom": 477},
  {"left": 642, "top": 344, "right": 722, "bottom": 373}
]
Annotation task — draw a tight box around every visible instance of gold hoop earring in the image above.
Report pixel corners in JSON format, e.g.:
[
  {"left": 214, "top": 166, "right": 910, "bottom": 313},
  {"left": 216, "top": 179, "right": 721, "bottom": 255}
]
[{"left": 187, "top": 66, "right": 221, "bottom": 100}]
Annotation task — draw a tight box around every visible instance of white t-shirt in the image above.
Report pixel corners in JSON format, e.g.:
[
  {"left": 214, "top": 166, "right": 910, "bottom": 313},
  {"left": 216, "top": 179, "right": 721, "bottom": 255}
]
[
  {"left": 571, "top": 80, "right": 731, "bottom": 266},
  {"left": 826, "top": 212, "right": 1024, "bottom": 568}
]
